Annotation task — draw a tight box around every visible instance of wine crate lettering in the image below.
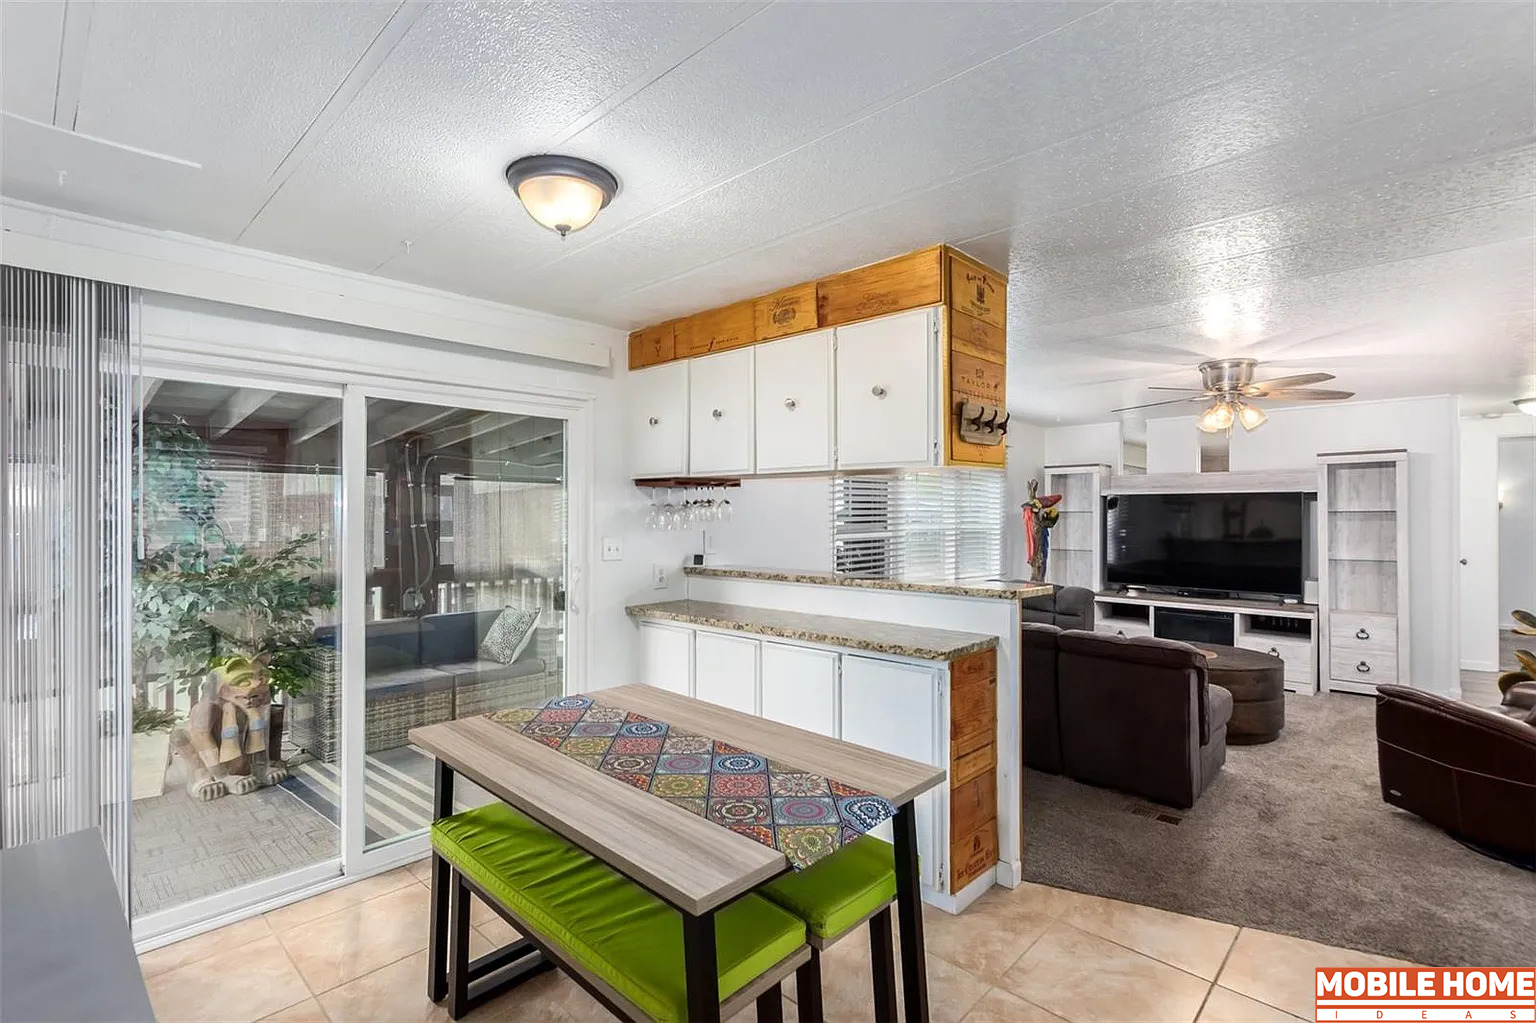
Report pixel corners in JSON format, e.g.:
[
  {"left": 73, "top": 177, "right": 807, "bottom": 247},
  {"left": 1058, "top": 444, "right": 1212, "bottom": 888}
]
[
  {"left": 950, "top": 309, "right": 1006, "bottom": 362},
  {"left": 627, "top": 322, "right": 676, "bottom": 369},
  {"left": 678, "top": 301, "right": 754, "bottom": 357},
  {"left": 817, "top": 246, "right": 944, "bottom": 327},
  {"left": 753, "top": 283, "right": 819, "bottom": 340},
  {"left": 948, "top": 253, "right": 1006, "bottom": 329}
]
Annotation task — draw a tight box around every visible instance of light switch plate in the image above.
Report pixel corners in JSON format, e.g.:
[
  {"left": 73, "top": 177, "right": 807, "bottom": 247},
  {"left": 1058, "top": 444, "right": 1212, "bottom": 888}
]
[
  {"left": 652, "top": 564, "right": 668, "bottom": 589},
  {"left": 601, "top": 537, "right": 622, "bottom": 561}
]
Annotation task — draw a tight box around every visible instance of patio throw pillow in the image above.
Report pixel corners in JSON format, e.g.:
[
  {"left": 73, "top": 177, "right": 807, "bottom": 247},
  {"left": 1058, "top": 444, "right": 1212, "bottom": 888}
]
[{"left": 480, "top": 605, "right": 541, "bottom": 665}]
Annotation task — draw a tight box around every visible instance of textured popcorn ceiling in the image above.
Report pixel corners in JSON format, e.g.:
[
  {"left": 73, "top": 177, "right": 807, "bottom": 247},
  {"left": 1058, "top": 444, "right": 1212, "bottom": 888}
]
[{"left": 2, "top": 1, "right": 1531, "bottom": 421}]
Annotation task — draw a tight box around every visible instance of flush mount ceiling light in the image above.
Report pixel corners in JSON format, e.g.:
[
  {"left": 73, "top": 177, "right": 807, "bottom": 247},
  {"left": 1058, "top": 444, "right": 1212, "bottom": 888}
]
[
  {"left": 505, "top": 155, "right": 618, "bottom": 238},
  {"left": 1516, "top": 397, "right": 1536, "bottom": 415}
]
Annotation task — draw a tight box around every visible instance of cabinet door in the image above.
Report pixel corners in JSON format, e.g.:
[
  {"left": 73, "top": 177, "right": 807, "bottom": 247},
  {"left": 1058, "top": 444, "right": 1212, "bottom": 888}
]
[
  {"left": 760, "top": 642, "right": 838, "bottom": 736},
  {"left": 629, "top": 362, "right": 689, "bottom": 478},
  {"left": 835, "top": 308, "right": 935, "bottom": 469},
  {"left": 688, "top": 348, "right": 754, "bottom": 474},
  {"left": 754, "top": 330, "right": 834, "bottom": 473},
  {"left": 639, "top": 622, "right": 692, "bottom": 695},
  {"left": 839, "top": 655, "right": 940, "bottom": 891},
  {"left": 693, "top": 631, "right": 759, "bottom": 715}
]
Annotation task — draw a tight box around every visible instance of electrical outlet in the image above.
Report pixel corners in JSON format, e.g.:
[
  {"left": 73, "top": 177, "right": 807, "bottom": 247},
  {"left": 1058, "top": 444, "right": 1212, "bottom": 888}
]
[
  {"left": 601, "top": 537, "right": 622, "bottom": 561},
  {"left": 652, "top": 564, "right": 668, "bottom": 589}
]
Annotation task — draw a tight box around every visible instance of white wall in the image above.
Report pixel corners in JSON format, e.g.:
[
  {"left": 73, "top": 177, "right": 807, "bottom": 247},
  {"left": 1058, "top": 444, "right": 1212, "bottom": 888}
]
[
  {"left": 701, "top": 477, "right": 834, "bottom": 572},
  {"left": 1005, "top": 422, "right": 1046, "bottom": 579},
  {"left": 1041, "top": 422, "right": 1123, "bottom": 471},
  {"left": 1212, "top": 395, "right": 1459, "bottom": 693},
  {"left": 1459, "top": 414, "right": 1536, "bottom": 668},
  {"left": 1498, "top": 436, "right": 1536, "bottom": 626},
  {"left": 1145, "top": 416, "right": 1199, "bottom": 473}
]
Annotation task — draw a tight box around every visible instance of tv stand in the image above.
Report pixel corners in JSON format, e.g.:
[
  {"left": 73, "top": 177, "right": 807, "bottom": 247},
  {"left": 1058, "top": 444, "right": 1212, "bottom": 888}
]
[{"left": 1093, "top": 590, "right": 1319, "bottom": 694}]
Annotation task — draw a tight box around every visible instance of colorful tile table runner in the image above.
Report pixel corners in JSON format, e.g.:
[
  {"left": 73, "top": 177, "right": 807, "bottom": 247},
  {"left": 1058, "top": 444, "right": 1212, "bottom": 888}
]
[{"left": 486, "top": 695, "right": 897, "bottom": 870}]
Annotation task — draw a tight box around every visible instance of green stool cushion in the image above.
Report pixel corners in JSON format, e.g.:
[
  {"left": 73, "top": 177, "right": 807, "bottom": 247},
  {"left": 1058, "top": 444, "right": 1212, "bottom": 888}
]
[
  {"left": 759, "top": 835, "right": 896, "bottom": 940},
  {"left": 431, "top": 803, "right": 804, "bottom": 1023}
]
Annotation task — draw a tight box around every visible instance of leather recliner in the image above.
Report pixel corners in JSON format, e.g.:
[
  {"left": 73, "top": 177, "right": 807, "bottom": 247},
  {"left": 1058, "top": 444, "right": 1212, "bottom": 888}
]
[
  {"left": 1019, "top": 585, "right": 1095, "bottom": 632},
  {"left": 1053, "top": 631, "right": 1232, "bottom": 808},
  {"left": 1021, "top": 622, "right": 1065, "bottom": 773},
  {"left": 1374, "top": 683, "right": 1536, "bottom": 861}
]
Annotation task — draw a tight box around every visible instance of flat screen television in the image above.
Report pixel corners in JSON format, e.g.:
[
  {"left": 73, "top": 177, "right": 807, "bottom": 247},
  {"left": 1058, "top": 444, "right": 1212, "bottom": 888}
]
[{"left": 1104, "top": 491, "right": 1306, "bottom": 598}]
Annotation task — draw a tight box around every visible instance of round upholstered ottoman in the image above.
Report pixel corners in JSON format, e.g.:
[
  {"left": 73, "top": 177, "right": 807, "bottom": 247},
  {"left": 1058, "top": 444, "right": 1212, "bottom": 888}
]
[{"left": 1198, "top": 644, "right": 1286, "bottom": 745}]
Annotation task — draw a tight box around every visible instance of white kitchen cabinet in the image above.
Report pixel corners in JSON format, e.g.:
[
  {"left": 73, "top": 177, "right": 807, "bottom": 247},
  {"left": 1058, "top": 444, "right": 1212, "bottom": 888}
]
[
  {"left": 834, "top": 308, "right": 937, "bottom": 470},
  {"left": 693, "top": 631, "right": 759, "bottom": 715},
  {"left": 688, "top": 348, "right": 755, "bottom": 475},
  {"left": 839, "top": 654, "right": 941, "bottom": 891},
  {"left": 754, "top": 329, "right": 834, "bottom": 473},
  {"left": 760, "top": 641, "right": 839, "bottom": 736},
  {"left": 629, "top": 361, "right": 689, "bottom": 478},
  {"left": 639, "top": 622, "right": 692, "bottom": 695}
]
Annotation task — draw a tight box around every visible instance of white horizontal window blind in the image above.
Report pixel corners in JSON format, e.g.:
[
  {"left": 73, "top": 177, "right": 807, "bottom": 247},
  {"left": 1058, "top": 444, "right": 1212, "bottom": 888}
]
[{"left": 831, "top": 471, "right": 1004, "bottom": 580}]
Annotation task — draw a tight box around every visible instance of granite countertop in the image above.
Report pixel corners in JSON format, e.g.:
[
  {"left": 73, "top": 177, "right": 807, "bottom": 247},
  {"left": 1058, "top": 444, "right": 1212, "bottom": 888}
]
[
  {"left": 684, "top": 565, "right": 1055, "bottom": 601},
  {"left": 625, "top": 599, "right": 998, "bottom": 661}
]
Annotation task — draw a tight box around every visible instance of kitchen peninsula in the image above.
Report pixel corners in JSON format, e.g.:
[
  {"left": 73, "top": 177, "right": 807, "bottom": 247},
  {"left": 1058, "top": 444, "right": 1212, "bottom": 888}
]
[{"left": 626, "top": 565, "right": 1050, "bottom": 913}]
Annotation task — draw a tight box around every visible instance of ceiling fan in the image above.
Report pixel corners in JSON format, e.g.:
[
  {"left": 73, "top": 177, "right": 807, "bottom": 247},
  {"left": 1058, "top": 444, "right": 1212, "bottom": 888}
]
[{"left": 1112, "top": 358, "right": 1354, "bottom": 433}]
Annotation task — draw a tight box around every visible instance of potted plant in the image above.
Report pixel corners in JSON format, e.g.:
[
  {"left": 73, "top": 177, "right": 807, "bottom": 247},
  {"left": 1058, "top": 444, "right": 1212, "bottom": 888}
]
[{"left": 133, "top": 418, "right": 336, "bottom": 767}]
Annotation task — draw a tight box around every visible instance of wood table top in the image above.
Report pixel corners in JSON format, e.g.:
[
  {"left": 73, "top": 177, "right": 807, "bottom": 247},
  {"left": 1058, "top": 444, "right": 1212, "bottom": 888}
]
[{"left": 409, "top": 687, "right": 945, "bottom": 916}]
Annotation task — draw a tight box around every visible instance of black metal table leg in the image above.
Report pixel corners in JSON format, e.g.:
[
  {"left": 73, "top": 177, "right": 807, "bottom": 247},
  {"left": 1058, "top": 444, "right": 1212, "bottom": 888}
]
[
  {"left": 869, "top": 906, "right": 898, "bottom": 1022},
  {"left": 893, "top": 801, "right": 930, "bottom": 1023},
  {"left": 428, "top": 759, "right": 454, "bottom": 1003},
  {"left": 682, "top": 910, "right": 721, "bottom": 1023},
  {"left": 795, "top": 948, "right": 824, "bottom": 1023}
]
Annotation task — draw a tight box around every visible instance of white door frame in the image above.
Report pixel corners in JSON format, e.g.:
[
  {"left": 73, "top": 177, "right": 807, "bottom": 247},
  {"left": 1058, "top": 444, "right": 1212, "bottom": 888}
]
[{"left": 131, "top": 342, "right": 595, "bottom": 937}]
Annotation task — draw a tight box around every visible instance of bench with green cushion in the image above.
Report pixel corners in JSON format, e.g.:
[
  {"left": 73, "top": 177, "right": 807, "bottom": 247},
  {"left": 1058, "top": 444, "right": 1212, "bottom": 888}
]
[
  {"left": 430, "top": 802, "right": 809, "bottom": 1022},
  {"left": 760, "top": 835, "right": 899, "bottom": 1021}
]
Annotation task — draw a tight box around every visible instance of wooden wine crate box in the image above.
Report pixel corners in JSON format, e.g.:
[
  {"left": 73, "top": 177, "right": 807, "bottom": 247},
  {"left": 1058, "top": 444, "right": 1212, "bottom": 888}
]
[
  {"left": 753, "top": 282, "right": 819, "bottom": 341},
  {"left": 816, "top": 245, "right": 944, "bottom": 327},
  {"left": 947, "top": 647, "right": 999, "bottom": 893},
  {"left": 677, "top": 300, "right": 756, "bottom": 358},
  {"left": 627, "top": 321, "right": 676, "bottom": 369}
]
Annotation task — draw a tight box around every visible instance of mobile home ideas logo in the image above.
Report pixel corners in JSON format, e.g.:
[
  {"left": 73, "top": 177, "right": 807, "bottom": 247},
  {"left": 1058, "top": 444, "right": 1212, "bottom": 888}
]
[{"left": 1315, "top": 968, "right": 1535, "bottom": 1021}]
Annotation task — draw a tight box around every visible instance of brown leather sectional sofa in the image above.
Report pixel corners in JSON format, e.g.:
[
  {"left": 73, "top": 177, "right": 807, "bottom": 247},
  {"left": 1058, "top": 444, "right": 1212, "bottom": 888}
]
[
  {"left": 1374, "top": 683, "right": 1536, "bottom": 862},
  {"left": 1023, "top": 624, "right": 1232, "bottom": 808}
]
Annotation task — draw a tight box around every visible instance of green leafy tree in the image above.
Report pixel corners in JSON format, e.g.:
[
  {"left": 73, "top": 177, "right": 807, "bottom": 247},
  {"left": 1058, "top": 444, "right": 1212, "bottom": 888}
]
[{"left": 133, "top": 418, "right": 336, "bottom": 701}]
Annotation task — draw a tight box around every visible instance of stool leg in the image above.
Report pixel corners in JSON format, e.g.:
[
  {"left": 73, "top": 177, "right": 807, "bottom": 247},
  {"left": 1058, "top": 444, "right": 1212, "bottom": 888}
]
[
  {"left": 869, "top": 907, "right": 898, "bottom": 1022},
  {"left": 447, "top": 868, "right": 472, "bottom": 1021},
  {"left": 755, "top": 983, "right": 784, "bottom": 1023},
  {"left": 893, "top": 801, "right": 930, "bottom": 1023},
  {"left": 427, "top": 759, "right": 454, "bottom": 1003},
  {"left": 682, "top": 910, "right": 720, "bottom": 1023},
  {"left": 795, "top": 948, "right": 824, "bottom": 1023}
]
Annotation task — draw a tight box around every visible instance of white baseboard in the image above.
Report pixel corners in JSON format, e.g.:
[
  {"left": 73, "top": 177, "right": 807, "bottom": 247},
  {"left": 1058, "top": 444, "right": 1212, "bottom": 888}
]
[
  {"left": 923, "top": 867, "right": 996, "bottom": 915},
  {"left": 1461, "top": 659, "right": 1499, "bottom": 672}
]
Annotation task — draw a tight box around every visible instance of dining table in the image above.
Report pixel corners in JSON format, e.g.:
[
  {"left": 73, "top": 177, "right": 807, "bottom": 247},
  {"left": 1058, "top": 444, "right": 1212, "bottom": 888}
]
[{"left": 409, "top": 683, "right": 947, "bottom": 1023}]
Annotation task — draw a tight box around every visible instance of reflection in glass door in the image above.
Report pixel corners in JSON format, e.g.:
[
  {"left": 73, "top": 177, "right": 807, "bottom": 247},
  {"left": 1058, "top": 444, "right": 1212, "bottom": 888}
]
[
  {"left": 355, "top": 398, "right": 567, "bottom": 849},
  {"left": 130, "top": 381, "right": 341, "bottom": 919}
]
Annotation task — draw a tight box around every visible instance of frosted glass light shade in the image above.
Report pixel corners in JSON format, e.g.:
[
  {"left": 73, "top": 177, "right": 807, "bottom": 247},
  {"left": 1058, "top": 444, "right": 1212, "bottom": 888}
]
[
  {"left": 1236, "top": 402, "right": 1268, "bottom": 431},
  {"left": 1197, "top": 401, "right": 1235, "bottom": 433},
  {"left": 1516, "top": 397, "right": 1536, "bottom": 415},
  {"left": 505, "top": 155, "right": 619, "bottom": 238}
]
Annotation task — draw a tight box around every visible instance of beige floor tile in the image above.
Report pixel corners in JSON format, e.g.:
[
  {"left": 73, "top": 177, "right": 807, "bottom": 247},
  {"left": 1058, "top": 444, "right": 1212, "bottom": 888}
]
[
  {"left": 265, "top": 868, "right": 419, "bottom": 933},
  {"left": 257, "top": 997, "right": 331, "bottom": 1022},
  {"left": 961, "top": 986, "right": 1068, "bottom": 1022},
  {"left": 1001, "top": 921, "right": 1211, "bottom": 1023},
  {"left": 145, "top": 933, "right": 312, "bottom": 1023},
  {"left": 139, "top": 914, "right": 274, "bottom": 979},
  {"left": 1059, "top": 894, "right": 1238, "bottom": 980},
  {"left": 476, "top": 916, "right": 523, "bottom": 948},
  {"left": 277, "top": 883, "right": 436, "bottom": 994},
  {"left": 922, "top": 888, "right": 1055, "bottom": 982},
  {"left": 1002, "top": 881, "right": 1096, "bottom": 920},
  {"left": 317, "top": 931, "right": 497, "bottom": 1023},
  {"left": 1217, "top": 928, "right": 1413, "bottom": 1021},
  {"left": 463, "top": 968, "right": 610, "bottom": 1021},
  {"left": 409, "top": 857, "right": 435, "bottom": 884},
  {"left": 471, "top": 892, "right": 504, "bottom": 928},
  {"left": 1197, "top": 985, "right": 1308, "bottom": 1023},
  {"left": 817, "top": 924, "right": 991, "bottom": 1023}
]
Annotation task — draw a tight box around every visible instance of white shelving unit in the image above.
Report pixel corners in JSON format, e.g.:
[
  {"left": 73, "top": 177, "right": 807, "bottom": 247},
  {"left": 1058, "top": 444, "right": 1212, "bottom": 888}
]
[
  {"left": 1042, "top": 463, "right": 1110, "bottom": 591},
  {"left": 1317, "top": 449, "right": 1410, "bottom": 694}
]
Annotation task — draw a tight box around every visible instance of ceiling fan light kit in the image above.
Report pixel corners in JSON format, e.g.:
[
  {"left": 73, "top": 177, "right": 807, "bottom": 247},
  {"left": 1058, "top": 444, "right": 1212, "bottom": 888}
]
[
  {"left": 505, "top": 154, "right": 619, "bottom": 237},
  {"left": 1115, "top": 357, "right": 1353, "bottom": 433},
  {"left": 1516, "top": 397, "right": 1536, "bottom": 416}
]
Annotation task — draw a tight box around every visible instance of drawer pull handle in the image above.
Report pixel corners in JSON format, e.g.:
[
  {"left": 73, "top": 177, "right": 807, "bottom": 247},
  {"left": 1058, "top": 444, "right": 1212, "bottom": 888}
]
[
  {"left": 1355, "top": 628, "right": 1370, "bottom": 640},
  {"left": 871, "top": 385, "right": 888, "bottom": 398},
  {"left": 647, "top": 416, "right": 659, "bottom": 427},
  {"left": 1356, "top": 661, "right": 1371, "bottom": 674},
  {"left": 1268, "top": 647, "right": 1279, "bottom": 657},
  {"left": 784, "top": 397, "right": 797, "bottom": 410}
]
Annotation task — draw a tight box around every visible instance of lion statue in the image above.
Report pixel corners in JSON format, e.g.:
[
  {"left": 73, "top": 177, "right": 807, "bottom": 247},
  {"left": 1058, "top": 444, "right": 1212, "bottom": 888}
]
[{"left": 168, "top": 656, "right": 288, "bottom": 800}]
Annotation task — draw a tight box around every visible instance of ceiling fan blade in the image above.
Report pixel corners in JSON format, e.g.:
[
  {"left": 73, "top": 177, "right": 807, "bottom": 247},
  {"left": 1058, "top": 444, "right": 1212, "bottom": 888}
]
[
  {"left": 1261, "top": 388, "right": 1354, "bottom": 401},
  {"left": 1110, "top": 396, "right": 1207, "bottom": 413},
  {"left": 1145, "top": 386, "right": 1209, "bottom": 393},
  {"left": 1250, "top": 372, "right": 1335, "bottom": 393}
]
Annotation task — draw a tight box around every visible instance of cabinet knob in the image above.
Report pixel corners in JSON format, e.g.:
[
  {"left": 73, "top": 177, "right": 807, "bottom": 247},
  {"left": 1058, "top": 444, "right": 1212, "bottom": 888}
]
[
  {"left": 647, "top": 416, "right": 659, "bottom": 427},
  {"left": 1268, "top": 647, "right": 1279, "bottom": 657},
  {"left": 711, "top": 408, "right": 723, "bottom": 420},
  {"left": 871, "top": 385, "right": 887, "bottom": 399},
  {"left": 1355, "top": 628, "right": 1370, "bottom": 640},
  {"left": 784, "top": 397, "right": 797, "bottom": 410},
  {"left": 1116, "top": 629, "right": 1125, "bottom": 638},
  {"left": 1355, "top": 661, "right": 1371, "bottom": 673}
]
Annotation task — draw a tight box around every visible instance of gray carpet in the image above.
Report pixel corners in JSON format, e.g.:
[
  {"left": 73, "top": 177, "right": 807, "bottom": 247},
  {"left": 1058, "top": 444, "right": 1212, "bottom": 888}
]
[{"left": 1022, "top": 692, "right": 1536, "bottom": 967}]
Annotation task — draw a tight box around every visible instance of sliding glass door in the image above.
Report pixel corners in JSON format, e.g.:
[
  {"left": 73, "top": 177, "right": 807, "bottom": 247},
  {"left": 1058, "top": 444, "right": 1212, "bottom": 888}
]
[{"left": 347, "top": 396, "right": 568, "bottom": 852}]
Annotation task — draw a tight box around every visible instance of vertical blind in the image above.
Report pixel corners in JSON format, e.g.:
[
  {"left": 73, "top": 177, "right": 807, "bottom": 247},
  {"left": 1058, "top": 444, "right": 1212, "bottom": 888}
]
[
  {"left": 831, "top": 470, "right": 1005, "bottom": 579},
  {"left": 0, "top": 265, "right": 133, "bottom": 906}
]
